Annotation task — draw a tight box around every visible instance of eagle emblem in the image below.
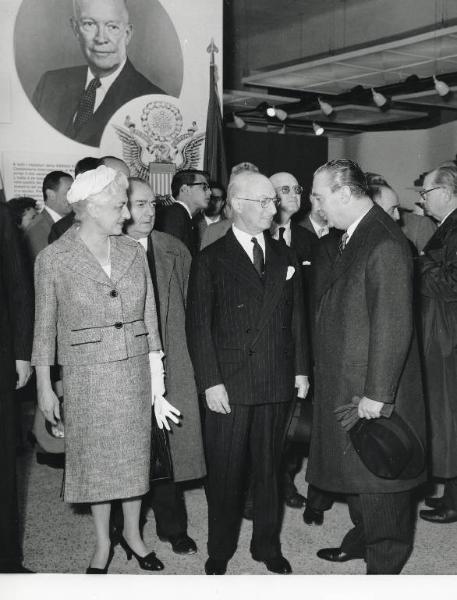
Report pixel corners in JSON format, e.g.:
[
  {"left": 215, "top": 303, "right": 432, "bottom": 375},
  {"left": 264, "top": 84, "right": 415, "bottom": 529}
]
[{"left": 113, "top": 101, "right": 206, "bottom": 181}]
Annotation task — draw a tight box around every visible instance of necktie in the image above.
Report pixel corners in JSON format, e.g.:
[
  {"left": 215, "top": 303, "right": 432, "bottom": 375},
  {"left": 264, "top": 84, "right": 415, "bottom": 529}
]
[
  {"left": 278, "top": 227, "right": 286, "bottom": 245},
  {"left": 338, "top": 232, "right": 349, "bottom": 255},
  {"left": 73, "top": 77, "right": 101, "bottom": 133},
  {"left": 318, "top": 227, "right": 328, "bottom": 238},
  {"left": 251, "top": 237, "right": 265, "bottom": 278}
]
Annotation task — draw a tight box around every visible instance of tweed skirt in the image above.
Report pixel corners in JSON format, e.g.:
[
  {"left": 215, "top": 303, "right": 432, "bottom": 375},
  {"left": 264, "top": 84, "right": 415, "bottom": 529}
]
[{"left": 61, "top": 354, "right": 151, "bottom": 503}]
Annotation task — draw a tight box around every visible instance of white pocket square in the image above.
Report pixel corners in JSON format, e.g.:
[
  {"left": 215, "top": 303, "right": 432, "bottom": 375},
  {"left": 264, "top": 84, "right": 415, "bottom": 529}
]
[
  {"left": 302, "top": 260, "right": 311, "bottom": 266},
  {"left": 286, "top": 266, "right": 295, "bottom": 280}
]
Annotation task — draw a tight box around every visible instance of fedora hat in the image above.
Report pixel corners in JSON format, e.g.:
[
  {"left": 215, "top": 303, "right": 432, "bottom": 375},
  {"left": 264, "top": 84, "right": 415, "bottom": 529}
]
[{"left": 349, "top": 412, "right": 425, "bottom": 480}]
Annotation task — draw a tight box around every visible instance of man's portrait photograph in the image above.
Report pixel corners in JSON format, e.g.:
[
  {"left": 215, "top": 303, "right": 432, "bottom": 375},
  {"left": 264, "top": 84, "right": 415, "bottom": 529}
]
[{"left": 14, "top": 0, "right": 183, "bottom": 147}]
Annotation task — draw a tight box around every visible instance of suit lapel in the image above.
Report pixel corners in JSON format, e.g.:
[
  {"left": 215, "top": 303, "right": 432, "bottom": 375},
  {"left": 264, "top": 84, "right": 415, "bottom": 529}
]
[
  {"left": 110, "top": 235, "right": 140, "bottom": 284},
  {"left": 320, "top": 206, "right": 376, "bottom": 296},
  {"left": 151, "top": 232, "right": 177, "bottom": 344},
  {"left": 250, "top": 235, "right": 288, "bottom": 347},
  {"left": 54, "top": 227, "right": 111, "bottom": 286},
  {"left": 218, "top": 229, "right": 264, "bottom": 300}
]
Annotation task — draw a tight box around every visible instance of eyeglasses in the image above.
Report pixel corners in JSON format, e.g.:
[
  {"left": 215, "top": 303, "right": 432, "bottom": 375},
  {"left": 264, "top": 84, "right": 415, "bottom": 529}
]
[
  {"left": 277, "top": 185, "right": 303, "bottom": 195},
  {"left": 236, "top": 196, "right": 280, "bottom": 209},
  {"left": 187, "top": 182, "right": 210, "bottom": 192},
  {"left": 419, "top": 186, "right": 442, "bottom": 201}
]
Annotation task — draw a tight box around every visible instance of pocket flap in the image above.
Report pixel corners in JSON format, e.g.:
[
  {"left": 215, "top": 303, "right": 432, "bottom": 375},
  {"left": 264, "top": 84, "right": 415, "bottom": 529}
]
[
  {"left": 133, "top": 320, "right": 148, "bottom": 337},
  {"left": 70, "top": 328, "right": 102, "bottom": 346}
]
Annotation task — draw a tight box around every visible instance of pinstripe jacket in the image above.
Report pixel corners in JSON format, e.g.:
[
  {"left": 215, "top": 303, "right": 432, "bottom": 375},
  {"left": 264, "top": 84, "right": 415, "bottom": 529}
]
[
  {"left": 186, "top": 228, "right": 309, "bottom": 405},
  {"left": 32, "top": 227, "right": 161, "bottom": 367}
]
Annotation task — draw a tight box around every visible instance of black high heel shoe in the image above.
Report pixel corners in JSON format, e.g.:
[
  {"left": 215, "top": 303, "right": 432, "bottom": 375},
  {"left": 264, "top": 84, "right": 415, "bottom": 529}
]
[
  {"left": 119, "top": 536, "right": 164, "bottom": 571},
  {"left": 86, "top": 544, "right": 114, "bottom": 574}
]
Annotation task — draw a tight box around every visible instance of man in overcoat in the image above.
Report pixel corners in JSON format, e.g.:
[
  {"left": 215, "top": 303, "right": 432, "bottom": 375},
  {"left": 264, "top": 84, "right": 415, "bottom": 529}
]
[
  {"left": 186, "top": 171, "right": 309, "bottom": 575},
  {"left": 418, "top": 163, "right": 457, "bottom": 523},
  {"left": 0, "top": 204, "right": 33, "bottom": 571},
  {"left": 306, "top": 159, "right": 426, "bottom": 574},
  {"left": 125, "top": 178, "right": 206, "bottom": 554}
]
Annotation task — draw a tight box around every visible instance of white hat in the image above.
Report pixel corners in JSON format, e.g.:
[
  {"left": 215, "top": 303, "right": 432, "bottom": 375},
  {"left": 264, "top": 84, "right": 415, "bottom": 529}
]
[{"left": 67, "top": 165, "right": 120, "bottom": 204}]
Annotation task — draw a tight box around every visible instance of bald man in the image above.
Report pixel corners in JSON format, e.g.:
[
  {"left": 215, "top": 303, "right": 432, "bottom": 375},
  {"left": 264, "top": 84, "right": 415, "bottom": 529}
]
[
  {"left": 186, "top": 171, "right": 309, "bottom": 575},
  {"left": 32, "top": 0, "right": 164, "bottom": 147}
]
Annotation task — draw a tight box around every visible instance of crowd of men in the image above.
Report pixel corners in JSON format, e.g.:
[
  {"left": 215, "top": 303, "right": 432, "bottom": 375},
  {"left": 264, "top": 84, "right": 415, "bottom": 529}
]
[{"left": 1, "top": 153, "right": 456, "bottom": 575}]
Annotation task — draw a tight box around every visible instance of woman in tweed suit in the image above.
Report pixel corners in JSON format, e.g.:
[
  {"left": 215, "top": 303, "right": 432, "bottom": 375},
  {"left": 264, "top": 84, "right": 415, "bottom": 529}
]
[{"left": 32, "top": 166, "right": 179, "bottom": 573}]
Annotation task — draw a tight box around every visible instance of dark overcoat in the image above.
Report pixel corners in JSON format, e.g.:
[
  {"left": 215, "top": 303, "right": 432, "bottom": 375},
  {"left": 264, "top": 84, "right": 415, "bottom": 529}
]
[
  {"left": 420, "top": 207, "right": 457, "bottom": 478},
  {"left": 149, "top": 230, "right": 206, "bottom": 482},
  {"left": 186, "top": 229, "right": 308, "bottom": 405},
  {"left": 306, "top": 205, "right": 426, "bottom": 494}
]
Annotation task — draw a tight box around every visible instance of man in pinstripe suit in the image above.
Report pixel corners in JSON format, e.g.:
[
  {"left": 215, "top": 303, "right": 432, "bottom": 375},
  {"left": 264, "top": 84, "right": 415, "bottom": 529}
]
[{"left": 186, "top": 171, "right": 309, "bottom": 575}]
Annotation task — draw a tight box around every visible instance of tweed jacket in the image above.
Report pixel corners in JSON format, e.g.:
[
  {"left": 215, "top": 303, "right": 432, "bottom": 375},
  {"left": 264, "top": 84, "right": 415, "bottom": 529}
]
[
  {"left": 186, "top": 228, "right": 309, "bottom": 405},
  {"left": 148, "top": 230, "right": 206, "bottom": 481},
  {"left": 306, "top": 205, "right": 426, "bottom": 494},
  {"left": 24, "top": 208, "right": 54, "bottom": 264},
  {"left": 32, "top": 227, "right": 160, "bottom": 367},
  {"left": 0, "top": 204, "right": 34, "bottom": 392},
  {"left": 32, "top": 59, "right": 164, "bottom": 147},
  {"left": 200, "top": 218, "right": 232, "bottom": 249}
]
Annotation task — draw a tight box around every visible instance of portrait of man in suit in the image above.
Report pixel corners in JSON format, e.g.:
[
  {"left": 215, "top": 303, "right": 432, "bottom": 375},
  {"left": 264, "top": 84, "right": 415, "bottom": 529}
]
[
  {"left": 30, "top": 0, "right": 166, "bottom": 147},
  {"left": 186, "top": 171, "right": 309, "bottom": 575}
]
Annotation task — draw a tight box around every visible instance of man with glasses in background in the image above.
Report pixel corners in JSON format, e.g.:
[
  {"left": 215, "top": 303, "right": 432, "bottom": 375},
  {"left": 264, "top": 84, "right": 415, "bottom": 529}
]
[
  {"left": 186, "top": 170, "right": 309, "bottom": 574},
  {"left": 194, "top": 182, "right": 227, "bottom": 250},
  {"left": 418, "top": 163, "right": 457, "bottom": 524},
  {"left": 155, "top": 169, "right": 210, "bottom": 256},
  {"left": 33, "top": 0, "right": 164, "bottom": 147}
]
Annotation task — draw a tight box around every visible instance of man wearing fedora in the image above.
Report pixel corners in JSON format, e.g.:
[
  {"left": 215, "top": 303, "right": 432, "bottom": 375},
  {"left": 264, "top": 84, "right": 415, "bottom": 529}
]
[{"left": 306, "top": 159, "right": 426, "bottom": 574}]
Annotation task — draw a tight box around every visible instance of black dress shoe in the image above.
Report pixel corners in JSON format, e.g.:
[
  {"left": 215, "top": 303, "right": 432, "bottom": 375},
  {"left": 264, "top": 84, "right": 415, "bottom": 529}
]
[
  {"left": 317, "top": 547, "right": 364, "bottom": 562},
  {"left": 285, "top": 490, "right": 306, "bottom": 509},
  {"left": 204, "top": 558, "right": 228, "bottom": 575},
  {"left": 420, "top": 507, "right": 457, "bottom": 523},
  {"left": 120, "top": 537, "right": 164, "bottom": 571},
  {"left": 159, "top": 534, "right": 197, "bottom": 555},
  {"left": 261, "top": 556, "right": 292, "bottom": 574},
  {"left": 303, "top": 505, "right": 324, "bottom": 525},
  {"left": 424, "top": 496, "right": 445, "bottom": 509}
]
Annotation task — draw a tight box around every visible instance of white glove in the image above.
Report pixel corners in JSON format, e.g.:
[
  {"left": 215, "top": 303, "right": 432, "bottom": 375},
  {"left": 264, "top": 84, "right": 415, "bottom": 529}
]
[
  {"left": 154, "top": 396, "right": 181, "bottom": 431},
  {"left": 149, "top": 350, "right": 165, "bottom": 398}
]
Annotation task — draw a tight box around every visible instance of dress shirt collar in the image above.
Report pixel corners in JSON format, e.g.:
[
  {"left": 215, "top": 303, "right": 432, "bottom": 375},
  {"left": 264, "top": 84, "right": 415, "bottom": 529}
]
[
  {"left": 137, "top": 237, "right": 148, "bottom": 250},
  {"left": 174, "top": 200, "right": 193, "bottom": 219},
  {"left": 232, "top": 224, "right": 265, "bottom": 263},
  {"left": 309, "top": 215, "right": 329, "bottom": 238},
  {"left": 85, "top": 59, "right": 126, "bottom": 111},
  {"left": 204, "top": 214, "right": 221, "bottom": 226},
  {"left": 439, "top": 207, "right": 457, "bottom": 227},
  {"left": 345, "top": 207, "right": 372, "bottom": 244},
  {"left": 270, "top": 220, "right": 292, "bottom": 246},
  {"left": 44, "top": 206, "right": 63, "bottom": 223}
]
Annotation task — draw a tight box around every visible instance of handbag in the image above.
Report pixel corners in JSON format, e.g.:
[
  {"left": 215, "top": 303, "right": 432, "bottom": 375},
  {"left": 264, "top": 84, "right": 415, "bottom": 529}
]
[{"left": 149, "top": 412, "right": 174, "bottom": 484}]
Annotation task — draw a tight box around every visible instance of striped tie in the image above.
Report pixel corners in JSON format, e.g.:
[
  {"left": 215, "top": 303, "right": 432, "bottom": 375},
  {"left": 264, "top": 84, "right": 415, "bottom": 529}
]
[{"left": 338, "top": 232, "right": 349, "bottom": 255}]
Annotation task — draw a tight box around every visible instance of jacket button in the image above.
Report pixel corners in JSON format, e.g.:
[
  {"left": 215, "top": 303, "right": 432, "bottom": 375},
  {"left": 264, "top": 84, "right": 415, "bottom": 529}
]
[
  {"left": 110, "top": 290, "right": 118, "bottom": 298},
  {"left": 248, "top": 349, "right": 255, "bottom": 356},
  {"left": 114, "top": 322, "right": 123, "bottom": 329},
  {"left": 246, "top": 328, "right": 252, "bottom": 333}
]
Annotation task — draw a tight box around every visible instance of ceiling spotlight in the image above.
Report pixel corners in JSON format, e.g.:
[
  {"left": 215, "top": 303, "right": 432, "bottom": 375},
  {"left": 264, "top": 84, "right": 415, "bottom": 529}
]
[
  {"left": 371, "top": 88, "right": 387, "bottom": 107},
  {"left": 312, "top": 122, "right": 324, "bottom": 136},
  {"left": 318, "top": 97, "right": 334, "bottom": 116},
  {"left": 233, "top": 114, "right": 246, "bottom": 129},
  {"left": 433, "top": 75, "right": 450, "bottom": 97},
  {"left": 275, "top": 108, "right": 288, "bottom": 121},
  {"left": 266, "top": 106, "right": 276, "bottom": 117},
  {"left": 278, "top": 124, "right": 286, "bottom": 135}
]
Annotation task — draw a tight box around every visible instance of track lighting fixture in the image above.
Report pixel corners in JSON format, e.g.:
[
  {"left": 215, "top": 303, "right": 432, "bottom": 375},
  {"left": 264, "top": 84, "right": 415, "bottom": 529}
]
[
  {"left": 318, "top": 97, "right": 334, "bottom": 116},
  {"left": 433, "top": 75, "right": 450, "bottom": 97},
  {"left": 312, "top": 122, "right": 324, "bottom": 136},
  {"left": 371, "top": 88, "right": 387, "bottom": 107},
  {"left": 233, "top": 114, "right": 246, "bottom": 129}
]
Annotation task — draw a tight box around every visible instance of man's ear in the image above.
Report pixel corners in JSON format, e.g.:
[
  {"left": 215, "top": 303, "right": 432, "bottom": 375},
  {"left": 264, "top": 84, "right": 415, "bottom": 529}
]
[
  {"left": 124, "top": 23, "right": 133, "bottom": 47},
  {"left": 339, "top": 185, "right": 352, "bottom": 205},
  {"left": 231, "top": 198, "right": 242, "bottom": 215},
  {"left": 70, "top": 17, "right": 80, "bottom": 40}
]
